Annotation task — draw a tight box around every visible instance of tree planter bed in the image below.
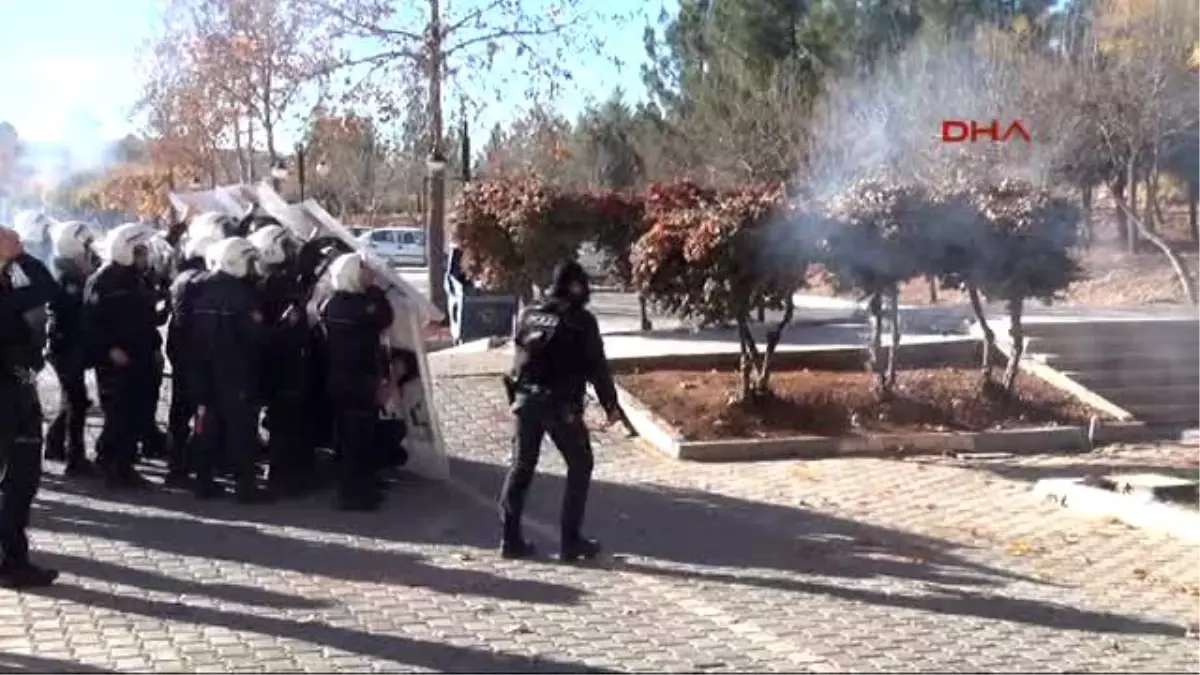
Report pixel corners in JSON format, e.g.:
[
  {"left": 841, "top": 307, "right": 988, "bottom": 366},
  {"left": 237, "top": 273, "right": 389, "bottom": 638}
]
[{"left": 614, "top": 366, "right": 1143, "bottom": 462}]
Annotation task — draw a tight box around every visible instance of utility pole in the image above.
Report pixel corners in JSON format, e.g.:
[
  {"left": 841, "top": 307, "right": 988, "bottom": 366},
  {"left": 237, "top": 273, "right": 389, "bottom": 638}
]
[{"left": 425, "top": 0, "right": 449, "bottom": 318}]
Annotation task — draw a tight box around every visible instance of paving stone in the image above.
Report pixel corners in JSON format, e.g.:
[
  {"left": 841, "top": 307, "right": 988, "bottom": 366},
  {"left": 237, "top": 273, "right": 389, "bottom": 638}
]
[{"left": 10, "top": 368, "right": 1198, "bottom": 672}]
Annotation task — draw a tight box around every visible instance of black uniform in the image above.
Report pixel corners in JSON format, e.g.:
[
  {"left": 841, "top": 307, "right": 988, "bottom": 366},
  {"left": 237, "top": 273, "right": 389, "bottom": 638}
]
[
  {"left": 189, "top": 272, "right": 268, "bottom": 501},
  {"left": 44, "top": 257, "right": 95, "bottom": 473},
  {"left": 138, "top": 268, "right": 173, "bottom": 460},
  {"left": 0, "top": 253, "right": 59, "bottom": 587},
  {"left": 500, "top": 261, "right": 617, "bottom": 561},
  {"left": 164, "top": 259, "right": 207, "bottom": 483},
  {"left": 257, "top": 265, "right": 315, "bottom": 496},
  {"left": 319, "top": 285, "right": 393, "bottom": 510},
  {"left": 82, "top": 262, "right": 164, "bottom": 487}
]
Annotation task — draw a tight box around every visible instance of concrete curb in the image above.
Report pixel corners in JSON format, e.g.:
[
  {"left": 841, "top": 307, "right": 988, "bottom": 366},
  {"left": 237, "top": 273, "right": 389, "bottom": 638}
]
[
  {"left": 614, "top": 382, "right": 1152, "bottom": 462},
  {"left": 1033, "top": 477, "right": 1200, "bottom": 543}
]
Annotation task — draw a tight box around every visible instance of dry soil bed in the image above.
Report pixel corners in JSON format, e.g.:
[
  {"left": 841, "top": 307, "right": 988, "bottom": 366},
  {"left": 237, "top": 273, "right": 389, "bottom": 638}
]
[{"left": 618, "top": 367, "right": 1106, "bottom": 441}]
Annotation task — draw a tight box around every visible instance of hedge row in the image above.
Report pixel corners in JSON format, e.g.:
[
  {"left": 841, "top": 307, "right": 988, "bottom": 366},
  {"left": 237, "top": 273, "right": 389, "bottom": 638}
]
[{"left": 452, "top": 177, "right": 1083, "bottom": 400}]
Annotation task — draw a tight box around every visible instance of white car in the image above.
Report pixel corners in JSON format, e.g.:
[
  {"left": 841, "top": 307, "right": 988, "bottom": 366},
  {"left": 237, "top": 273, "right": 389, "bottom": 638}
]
[{"left": 357, "top": 226, "right": 427, "bottom": 266}]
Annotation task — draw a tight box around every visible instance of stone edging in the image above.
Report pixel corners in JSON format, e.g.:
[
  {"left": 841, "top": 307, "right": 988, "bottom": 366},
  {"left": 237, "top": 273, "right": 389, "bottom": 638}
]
[
  {"left": 615, "top": 383, "right": 1155, "bottom": 462},
  {"left": 1033, "top": 478, "right": 1200, "bottom": 543}
]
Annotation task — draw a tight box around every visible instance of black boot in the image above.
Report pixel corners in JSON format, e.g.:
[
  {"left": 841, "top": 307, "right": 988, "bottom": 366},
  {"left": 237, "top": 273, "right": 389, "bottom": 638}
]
[
  {"left": 499, "top": 538, "right": 538, "bottom": 560},
  {"left": 0, "top": 562, "right": 59, "bottom": 589},
  {"left": 559, "top": 537, "right": 602, "bottom": 562},
  {"left": 63, "top": 458, "right": 100, "bottom": 478}
]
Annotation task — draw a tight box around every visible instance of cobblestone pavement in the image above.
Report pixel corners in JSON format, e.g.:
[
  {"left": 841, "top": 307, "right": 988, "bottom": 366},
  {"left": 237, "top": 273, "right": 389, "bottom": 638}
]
[{"left": 3, "top": 368, "right": 1196, "bottom": 673}]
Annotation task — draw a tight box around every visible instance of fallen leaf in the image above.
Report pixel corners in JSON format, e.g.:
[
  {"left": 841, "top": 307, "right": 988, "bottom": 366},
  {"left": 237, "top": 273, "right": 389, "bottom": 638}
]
[
  {"left": 1132, "top": 568, "right": 1149, "bottom": 580},
  {"left": 1007, "top": 540, "right": 1034, "bottom": 555}
]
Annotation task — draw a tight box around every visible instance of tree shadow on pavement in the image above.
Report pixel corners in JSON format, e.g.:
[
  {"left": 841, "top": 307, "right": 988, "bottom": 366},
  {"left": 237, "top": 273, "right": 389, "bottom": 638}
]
[
  {"left": 0, "top": 652, "right": 114, "bottom": 674},
  {"left": 450, "top": 457, "right": 1186, "bottom": 639},
  {"left": 25, "top": 585, "right": 613, "bottom": 674},
  {"left": 33, "top": 499, "right": 584, "bottom": 607},
  {"left": 35, "top": 551, "right": 332, "bottom": 610}
]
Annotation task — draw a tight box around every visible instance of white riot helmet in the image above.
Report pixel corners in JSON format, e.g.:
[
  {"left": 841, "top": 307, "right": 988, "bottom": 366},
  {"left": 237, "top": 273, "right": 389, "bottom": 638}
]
[
  {"left": 49, "top": 221, "right": 96, "bottom": 261},
  {"left": 147, "top": 231, "right": 177, "bottom": 280},
  {"left": 188, "top": 211, "right": 236, "bottom": 241},
  {"left": 329, "top": 252, "right": 367, "bottom": 292},
  {"left": 13, "top": 210, "right": 55, "bottom": 264},
  {"left": 205, "top": 237, "right": 259, "bottom": 278},
  {"left": 183, "top": 233, "right": 220, "bottom": 262},
  {"left": 104, "top": 222, "right": 156, "bottom": 268},
  {"left": 246, "top": 224, "right": 296, "bottom": 266}
]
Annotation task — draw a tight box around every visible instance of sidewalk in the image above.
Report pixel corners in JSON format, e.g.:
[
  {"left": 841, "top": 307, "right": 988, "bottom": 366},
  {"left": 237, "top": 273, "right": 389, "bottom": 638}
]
[{"left": 6, "top": 352, "right": 1196, "bottom": 672}]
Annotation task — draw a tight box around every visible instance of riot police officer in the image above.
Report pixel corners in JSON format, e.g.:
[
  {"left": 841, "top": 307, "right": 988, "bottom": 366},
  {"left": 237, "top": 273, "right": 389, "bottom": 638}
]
[
  {"left": 500, "top": 260, "right": 621, "bottom": 561},
  {"left": 0, "top": 226, "right": 59, "bottom": 588},
  {"left": 319, "top": 253, "right": 393, "bottom": 512},
  {"left": 247, "top": 225, "right": 315, "bottom": 497},
  {"left": 163, "top": 234, "right": 217, "bottom": 487},
  {"left": 189, "top": 237, "right": 270, "bottom": 502},
  {"left": 82, "top": 223, "right": 163, "bottom": 489},
  {"left": 44, "top": 222, "right": 102, "bottom": 476}
]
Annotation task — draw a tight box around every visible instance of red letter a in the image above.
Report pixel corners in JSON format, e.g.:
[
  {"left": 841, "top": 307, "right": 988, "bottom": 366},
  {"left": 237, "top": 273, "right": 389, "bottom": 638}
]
[{"left": 1002, "top": 121, "right": 1032, "bottom": 143}]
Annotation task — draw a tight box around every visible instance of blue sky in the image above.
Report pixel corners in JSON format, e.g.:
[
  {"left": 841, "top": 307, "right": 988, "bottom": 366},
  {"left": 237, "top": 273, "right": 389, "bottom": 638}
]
[{"left": 0, "top": 0, "right": 664, "bottom": 148}]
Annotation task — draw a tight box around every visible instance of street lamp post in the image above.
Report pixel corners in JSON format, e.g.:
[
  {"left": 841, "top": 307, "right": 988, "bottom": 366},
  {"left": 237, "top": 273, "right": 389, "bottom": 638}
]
[
  {"left": 295, "top": 144, "right": 307, "bottom": 202},
  {"left": 426, "top": 151, "right": 448, "bottom": 320}
]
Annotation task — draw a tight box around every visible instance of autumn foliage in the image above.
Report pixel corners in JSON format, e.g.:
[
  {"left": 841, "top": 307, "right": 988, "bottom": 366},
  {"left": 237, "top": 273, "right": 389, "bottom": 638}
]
[
  {"left": 452, "top": 175, "right": 1082, "bottom": 402},
  {"left": 78, "top": 165, "right": 177, "bottom": 219}
]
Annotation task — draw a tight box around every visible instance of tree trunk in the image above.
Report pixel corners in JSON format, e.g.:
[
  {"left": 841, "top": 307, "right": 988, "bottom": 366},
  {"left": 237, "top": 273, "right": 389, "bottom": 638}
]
[
  {"left": 1080, "top": 183, "right": 1094, "bottom": 248},
  {"left": 637, "top": 293, "right": 652, "bottom": 331},
  {"left": 247, "top": 117, "right": 258, "bottom": 182},
  {"left": 1189, "top": 180, "right": 1199, "bottom": 242},
  {"left": 755, "top": 294, "right": 795, "bottom": 395},
  {"left": 967, "top": 285, "right": 996, "bottom": 384},
  {"left": 866, "top": 292, "right": 885, "bottom": 396},
  {"left": 735, "top": 317, "right": 761, "bottom": 402},
  {"left": 1110, "top": 179, "right": 1130, "bottom": 245},
  {"left": 1146, "top": 153, "right": 1161, "bottom": 235},
  {"left": 885, "top": 286, "right": 901, "bottom": 392},
  {"left": 926, "top": 275, "right": 938, "bottom": 304},
  {"left": 1111, "top": 192, "right": 1199, "bottom": 305},
  {"left": 1126, "top": 158, "right": 1139, "bottom": 253},
  {"left": 1002, "top": 297, "right": 1025, "bottom": 394}
]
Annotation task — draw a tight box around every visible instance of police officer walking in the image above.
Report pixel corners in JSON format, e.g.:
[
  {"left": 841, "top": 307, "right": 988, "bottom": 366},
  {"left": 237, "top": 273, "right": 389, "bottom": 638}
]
[
  {"left": 163, "top": 234, "right": 217, "bottom": 488},
  {"left": 44, "top": 222, "right": 102, "bottom": 477},
  {"left": 0, "top": 226, "right": 59, "bottom": 588},
  {"left": 319, "top": 253, "right": 393, "bottom": 512},
  {"left": 248, "top": 225, "right": 315, "bottom": 497},
  {"left": 500, "top": 260, "right": 621, "bottom": 562},
  {"left": 189, "top": 237, "right": 270, "bottom": 503},
  {"left": 82, "top": 223, "right": 163, "bottom": 489}
]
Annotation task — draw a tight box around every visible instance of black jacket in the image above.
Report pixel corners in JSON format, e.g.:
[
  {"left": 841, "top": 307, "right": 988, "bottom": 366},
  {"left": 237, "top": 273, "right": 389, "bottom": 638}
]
[
  {"left": 166, "top": 266, "right": 207, "bottom": 367},
  {"left": 0, "top": 254, "right": 56, "bottom": 382},
  {"left": 189, "top": 272, "right": 267, "bottom": 405},
  {"left": 46, "top": 257, "right": 91, "bottom": 358},
  {"left": 320, "top": 286, "right": 394, "bottom": 408},
  {"left": 82, "top": 262, "right": 164, "bottom": 369},
  {"left": 511, "top": 297, "right": 618, "bottom": 412},
  {"left": 257, "top": 267, "right": 311, "bottom": 394}
]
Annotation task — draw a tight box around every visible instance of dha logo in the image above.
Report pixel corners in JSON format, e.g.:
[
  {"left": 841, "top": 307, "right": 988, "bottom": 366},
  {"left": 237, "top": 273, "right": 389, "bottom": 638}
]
[{"left": 941, "top": 120, "right": 1032, "bottom": 144}]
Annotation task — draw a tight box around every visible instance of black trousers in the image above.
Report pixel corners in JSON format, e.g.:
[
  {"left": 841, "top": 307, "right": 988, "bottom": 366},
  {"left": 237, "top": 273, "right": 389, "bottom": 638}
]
[
  {"left": 265, "top": 391, "right": 314, "bottom": 489},
  {"left": 139, "top": 360, "right": 167, "bottom": 458},
  {"left": 333, "top": 403, "right": 378, "bottom": 499},
  {"left": 45, "top": 351, "right": 89, "bottom": 462},
  {"left": 499, "top": 399, "right": 595, "bottom": 544},
  {"left": 95, "top": 363, "right": 156, "bottom": 475},
  {"left": 194, "top": 389, "right": 260, "bottom": 493},
  {"left": 0, "top": 380, "right": 44, "bottom": 569},
  {"left": 166, "top": 367, "right": 195, "bottom": 476}
]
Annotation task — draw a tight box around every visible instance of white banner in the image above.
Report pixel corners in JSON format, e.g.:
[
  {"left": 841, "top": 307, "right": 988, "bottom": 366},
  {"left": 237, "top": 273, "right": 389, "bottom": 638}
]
[{"left": 169, "top": 181, "right": 450, "bottom": 481}]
